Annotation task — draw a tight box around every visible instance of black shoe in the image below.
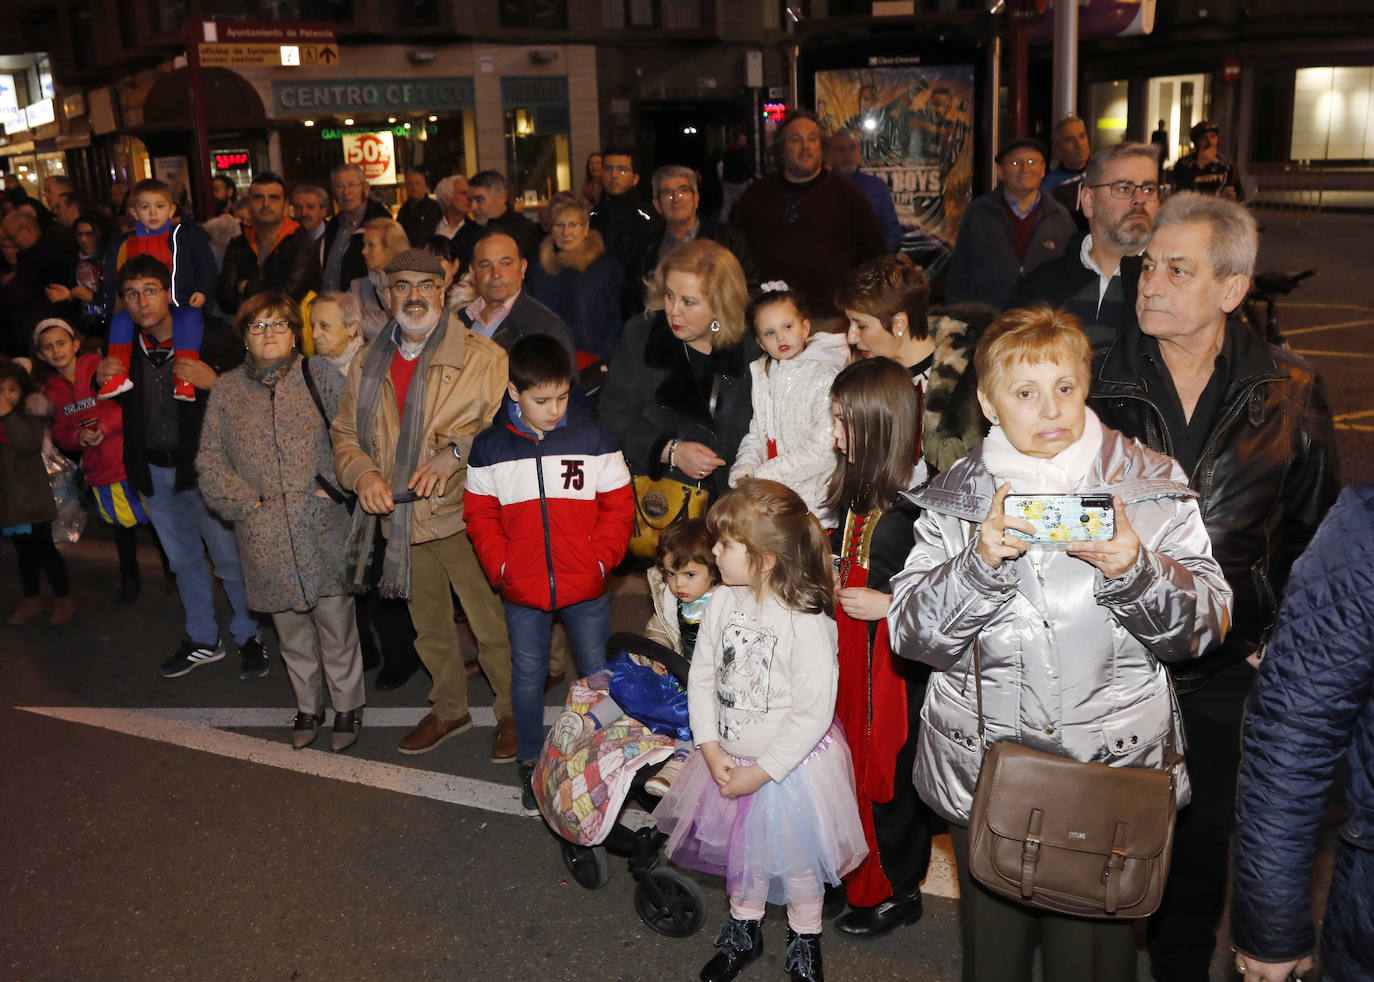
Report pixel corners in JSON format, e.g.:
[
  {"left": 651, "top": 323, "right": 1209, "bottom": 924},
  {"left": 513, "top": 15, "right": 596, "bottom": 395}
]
[
  {"left": 238, "top": 636, "right": 269, "bottom": 680},
  {"left": 331, "top": 708, "right": 363, "bottom": 752},
  {"left": 833, "top": 891, "right": 923, "bottom": 939},
  {"left": 784, "top": 929, "right": 823, "bottom": 982},
  {"left": 374, "top": 660, "right": 419, "bottom": 690},
  {"left": 699, "top": 918, "right": 763, "bottom": 982},
  {"left": 518, "top": 761, "right": 540, "bottom": 817},
  {"left": 115, "top": 575, "right": 141, "bottom": 606}
]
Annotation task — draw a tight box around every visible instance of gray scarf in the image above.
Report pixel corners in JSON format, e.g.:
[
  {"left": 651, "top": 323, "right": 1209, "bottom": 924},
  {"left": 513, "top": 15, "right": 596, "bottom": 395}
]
[{"left": 343, "top": 311, "right": 450, "bottom": 598}]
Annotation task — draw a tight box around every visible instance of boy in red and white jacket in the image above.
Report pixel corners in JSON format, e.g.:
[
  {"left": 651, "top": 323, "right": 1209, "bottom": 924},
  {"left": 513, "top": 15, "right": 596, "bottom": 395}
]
[{"left": 465, "top": 333, "right": 634, "bottom": 815}]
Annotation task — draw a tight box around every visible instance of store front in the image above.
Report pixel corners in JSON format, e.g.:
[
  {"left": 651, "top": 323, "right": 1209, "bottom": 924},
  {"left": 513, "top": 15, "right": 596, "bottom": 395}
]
[{"left": 501, "top": 76, "right": 571, "bottom": 207}]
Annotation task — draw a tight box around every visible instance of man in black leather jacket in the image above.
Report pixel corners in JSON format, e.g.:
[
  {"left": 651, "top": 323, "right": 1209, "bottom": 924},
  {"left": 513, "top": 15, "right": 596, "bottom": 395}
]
[
  {"left": 1090, "top": 192, "right": 1339, "bottom": 982},
  {"left": 217, "top": 173, "right": 320, "bottom": 314}
]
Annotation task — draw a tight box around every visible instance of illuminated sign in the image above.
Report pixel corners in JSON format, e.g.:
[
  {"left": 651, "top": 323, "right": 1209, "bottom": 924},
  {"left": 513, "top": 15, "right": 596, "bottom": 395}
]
[
  {"left": 763, "top": 102, "right": 788, "bottom": 122},
  {"left": 273, "top": 77, "right": 473, "bottom": 115},
  {"left": 341, "top": 131, "right": 396, "bottom": 185},
  {"left": 214, "top": 151, "right": 251, "bottom": 169},
  {"left": 318, "top": 124, "right": 437, "bottom": 140}
]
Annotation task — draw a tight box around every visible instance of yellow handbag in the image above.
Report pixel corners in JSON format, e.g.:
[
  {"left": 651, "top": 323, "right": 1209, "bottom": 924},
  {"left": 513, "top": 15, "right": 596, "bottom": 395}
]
[{"left": 628, "top": 475, "right": 709, "bottom": 559}]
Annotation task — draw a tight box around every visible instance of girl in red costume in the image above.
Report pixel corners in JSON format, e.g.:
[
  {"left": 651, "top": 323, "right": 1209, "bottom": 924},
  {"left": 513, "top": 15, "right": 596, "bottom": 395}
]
[{"left": 825, "top": 357, "right": 935, "bottom": 939}]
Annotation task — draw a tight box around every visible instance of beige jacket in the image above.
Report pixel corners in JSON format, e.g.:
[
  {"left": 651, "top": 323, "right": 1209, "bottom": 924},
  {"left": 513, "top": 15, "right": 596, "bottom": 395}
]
[
  {"left": 644, "top": 566, "right": 681, "bottom": 652},
  {"left": 331, "top": 324, "right": 508, "bottom": 545}
]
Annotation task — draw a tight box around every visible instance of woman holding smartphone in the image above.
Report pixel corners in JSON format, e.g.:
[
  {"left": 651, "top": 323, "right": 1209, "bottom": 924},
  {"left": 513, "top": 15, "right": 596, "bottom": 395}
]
[{"left": 885, "top": 304, "right": 1233, "bottom": 982}]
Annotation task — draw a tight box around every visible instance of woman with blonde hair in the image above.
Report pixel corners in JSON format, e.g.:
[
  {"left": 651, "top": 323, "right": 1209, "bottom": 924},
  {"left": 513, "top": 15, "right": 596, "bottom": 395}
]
[
  {"left": 526, "top": 192, "right": 625, "bottom": 362},
  {"left": 599, "top": 239, "right": 756, "bottom": 497},
  {"left": 887, "top": 304, "right": 1231, "bottom": 982},
  {"left": 348, "top": 217, "right": 410, "bottom": 340}
]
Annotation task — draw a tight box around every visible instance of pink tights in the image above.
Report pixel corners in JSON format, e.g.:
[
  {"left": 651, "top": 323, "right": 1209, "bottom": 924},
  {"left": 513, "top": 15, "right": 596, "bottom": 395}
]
[{"left": 729, "top": 895, "right": 823, "bottom": 935}]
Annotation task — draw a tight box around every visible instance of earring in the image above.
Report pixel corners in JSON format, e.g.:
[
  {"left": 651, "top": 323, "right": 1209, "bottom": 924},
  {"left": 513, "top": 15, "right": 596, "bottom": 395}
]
[
  {"left": 710, "top": 319, "right": 721, "bottom": 333},
  {"left": 992, "top": 415, "right": 999, "bottom": 423}
]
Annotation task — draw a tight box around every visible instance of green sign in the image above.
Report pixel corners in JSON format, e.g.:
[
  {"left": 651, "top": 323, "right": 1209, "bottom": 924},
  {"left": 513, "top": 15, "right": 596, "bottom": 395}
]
[
  {"left": 274, "top": 77, "right": 473, "bottom": 115},
  {"left": 319, "top": 124, "right": 439, "bottom": 140}
]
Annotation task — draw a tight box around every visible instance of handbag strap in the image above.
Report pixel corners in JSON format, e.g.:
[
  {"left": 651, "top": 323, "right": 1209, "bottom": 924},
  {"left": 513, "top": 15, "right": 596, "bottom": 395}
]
[{"left": 300, "top": 357, "right": 330, "bottom": 429}]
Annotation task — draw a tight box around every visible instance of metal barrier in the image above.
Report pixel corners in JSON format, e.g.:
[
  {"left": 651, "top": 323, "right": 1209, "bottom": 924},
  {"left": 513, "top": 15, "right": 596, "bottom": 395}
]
[{"left": 1247, "top": 162, "right": 1326, "bottom": 213}]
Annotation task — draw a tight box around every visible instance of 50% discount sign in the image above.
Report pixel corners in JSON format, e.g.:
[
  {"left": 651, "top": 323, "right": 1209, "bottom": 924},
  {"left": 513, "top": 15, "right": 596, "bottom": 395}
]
[{"left": 341, "top": 131, "right": 397, "bottom": 185}]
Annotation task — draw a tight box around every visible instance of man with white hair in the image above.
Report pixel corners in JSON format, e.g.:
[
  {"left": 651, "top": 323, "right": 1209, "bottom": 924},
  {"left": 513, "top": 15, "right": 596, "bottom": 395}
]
[
  {"left": 1090, "top": 192, "right": 1339, "bottom": 982},
  {"left": 639, "top": 164, "right": 759, "bottom": 287},
  {"left": 434, "top": 174, "right": 479, "bottom": 270},
  {"left": 320, "top": 163, "right": 388, "bottom": 292},
  {"left": 331, "top": 248, "right": 517, "bottom": 763}
]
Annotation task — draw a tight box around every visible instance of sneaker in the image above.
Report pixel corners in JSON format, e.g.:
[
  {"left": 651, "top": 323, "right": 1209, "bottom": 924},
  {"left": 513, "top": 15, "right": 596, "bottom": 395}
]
[
  {"left": 157, "top": 637, "right": 226, "bottom": 678},
  {"left": 238, "top": 636, "right": 269, "bottom": 679},
  {"left": 645, "top": 747, "right": 691, "bottom": 797},
  {"left": 550, "top": 710, "right": 594, "bottom": 754},
  {"left": 172, "top": 375, "right": 196, "bottom": 402},
  {"left": 518, "top": 761, "right": 541, "bottom": 817},
  {"left": 97, "top": 372, "right": 133, "bottom": 400}
]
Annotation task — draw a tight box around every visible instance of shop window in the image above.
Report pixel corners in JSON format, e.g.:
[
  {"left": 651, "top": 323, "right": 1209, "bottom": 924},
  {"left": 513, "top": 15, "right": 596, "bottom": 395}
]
[
  {"left": 1088, "top": 80, "right": 1130, "bottom": 152},
  {"left": 1291, "top": 67, "right": 1374, "bottom": 162},
  {"left": 501, "top": 0, "right": 568, "bottom": 29},
  {"left": 502, "top": 77, "right": 572, "bottom": 207},
  {"left": 1146, "top": 73, "right": 1209, "bottom": 167}
]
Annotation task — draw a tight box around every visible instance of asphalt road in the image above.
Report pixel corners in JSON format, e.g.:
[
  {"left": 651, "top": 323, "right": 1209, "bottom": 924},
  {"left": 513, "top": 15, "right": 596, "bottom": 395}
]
[{"left": 4, "top": 208, "right": 1365, "bottom": 982}]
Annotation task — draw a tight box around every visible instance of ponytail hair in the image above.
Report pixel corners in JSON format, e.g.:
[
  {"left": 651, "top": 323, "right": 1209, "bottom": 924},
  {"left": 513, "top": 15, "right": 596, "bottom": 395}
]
[{"left": 707, "top": 478, "right": 834, "bottom": 617}]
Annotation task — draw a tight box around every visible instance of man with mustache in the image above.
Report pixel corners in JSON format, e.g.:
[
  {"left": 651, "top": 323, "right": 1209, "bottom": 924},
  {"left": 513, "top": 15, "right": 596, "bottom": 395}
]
[
  {"left": 1090, "top": 193, "right": 1338, "bottom": 982},
  {"left": 331, "top": 248, "right": 518, "bottom": 763},
  {"left": 1013, "top": 142, "right": 1161, "bottom": 347},
  {"left": 731, "top": 108, "right": 885, "bottom": 332}
]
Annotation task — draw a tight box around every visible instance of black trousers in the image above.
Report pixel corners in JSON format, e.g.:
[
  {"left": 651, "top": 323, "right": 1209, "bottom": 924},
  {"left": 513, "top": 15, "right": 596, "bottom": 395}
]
[
  {"left": 1147, "top": 658, "right": 1258, "bottom": 982},
  {"left": 9, "top": 523, "right": 70, "bottom": 598},
  {"left": 950, "top": 825, "right": 1138, "bottom": 982},
  {"left": 353, "top": 534, "right": 420, "bottom": 672}
]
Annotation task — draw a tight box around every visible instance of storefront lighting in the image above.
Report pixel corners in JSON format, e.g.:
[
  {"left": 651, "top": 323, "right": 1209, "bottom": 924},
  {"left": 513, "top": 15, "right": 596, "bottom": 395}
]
[
  {"left": 387, "top": 117, "right": 397, "bottom": 124},
  {"left": 404, "top": 122, "right": 412, "bottom": 129},
  {"left": 303, "top": 119, "right": 315, "bottom": 127},
  {"left": 428, "top": 115, "right": 438, "bottom": 122},
  {"left": 343, "top": 117, "right": 355, "bottom": 126}
]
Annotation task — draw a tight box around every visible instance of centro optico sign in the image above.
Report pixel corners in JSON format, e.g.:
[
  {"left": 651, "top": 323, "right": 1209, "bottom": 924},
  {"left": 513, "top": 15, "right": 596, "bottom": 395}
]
[{"left": 273, "top": 77, "right": 474, "bottom": 115}]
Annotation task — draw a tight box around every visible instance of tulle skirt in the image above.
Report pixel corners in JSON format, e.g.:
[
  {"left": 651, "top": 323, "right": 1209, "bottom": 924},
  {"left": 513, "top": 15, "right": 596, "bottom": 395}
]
[{"left": 655, "top": 722, "right": 869, "bottom": 906}]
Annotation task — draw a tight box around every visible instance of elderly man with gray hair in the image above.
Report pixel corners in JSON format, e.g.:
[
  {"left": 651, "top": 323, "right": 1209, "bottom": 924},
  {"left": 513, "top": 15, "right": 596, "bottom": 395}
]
[
  {"left": 331, "top": 247, "right": 517, "bottom": 762},
  {"left": 638, "top": 164, "right": 759, "bottom": 289},
  {"left": 434, "top": 174, "right": 480, "bottom": 271},
  {"left": 467, "top": 170, "right": 541, "bottom": 264},
  {"left": 1090, "top": 192, "right": 1339, "bottom": 982},
  {"left": 320, "top": 163, "right": 389, "bottom": 293}
]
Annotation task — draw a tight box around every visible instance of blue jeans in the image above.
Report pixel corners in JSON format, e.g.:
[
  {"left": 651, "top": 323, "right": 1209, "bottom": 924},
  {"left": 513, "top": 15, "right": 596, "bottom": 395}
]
[
  {"left": 504, "top": 591, "right": 611, "bottom": 762},
  {"left": 143, "top": 465, "right": 256, "bottom": 647}
]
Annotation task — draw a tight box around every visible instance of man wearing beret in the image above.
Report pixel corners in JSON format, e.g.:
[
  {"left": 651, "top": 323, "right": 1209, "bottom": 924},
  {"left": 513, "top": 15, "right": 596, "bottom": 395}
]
[
  {"left": 945, "top": 136, "right": 1076, "bottom": 310},
  {"left": 331, "top": 248, "right": 518, "bottom": 762}
]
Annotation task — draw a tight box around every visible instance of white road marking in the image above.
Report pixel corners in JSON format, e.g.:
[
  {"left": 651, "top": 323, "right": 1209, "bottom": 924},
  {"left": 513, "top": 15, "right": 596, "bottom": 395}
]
[{"left": 15, "top": 705, "right": 962, "bottom": 898}]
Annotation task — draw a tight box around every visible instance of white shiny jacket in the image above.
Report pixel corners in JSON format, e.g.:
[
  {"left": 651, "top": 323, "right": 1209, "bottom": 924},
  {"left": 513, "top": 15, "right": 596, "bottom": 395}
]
[{"left": 887, "top": 427, "right": 1232, "bottom": 825}]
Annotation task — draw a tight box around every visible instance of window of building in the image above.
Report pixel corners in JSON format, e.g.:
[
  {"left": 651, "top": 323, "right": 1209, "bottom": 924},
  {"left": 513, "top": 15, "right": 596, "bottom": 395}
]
[
  {"left": 1089, "top": 79, "right": 1130, "bottom": 152},
  {"left": 1291, "top": 67, "right": 1374, "bottom": 161},
  {"left": 1146, "top": 73, "right": 1209, "bottom": 167},
  {"left": 501, "top": 0, "right": 568, "bottom": 29},
  {"left": 603, "top": 0, "right": 702, "bottom": 29},
  {"left": 502, "top": 76, "right": 572, "bottom": 206}
]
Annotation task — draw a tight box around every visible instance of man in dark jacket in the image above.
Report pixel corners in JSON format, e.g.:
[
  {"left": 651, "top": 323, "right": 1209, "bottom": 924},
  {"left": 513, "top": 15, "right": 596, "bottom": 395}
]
[
  {"left": 640, "top": 165, "right": 759, "bottom": 290},
  {"left": 396, "top": 170, "right": 443, "bottom": 247},
  {"left": 458, "top": 229, "right": 575, "bottom": 358},
  {"left": 468, "top": 170, "right": 541, "bottom": 264},
  {"left": 218, "top": 173, "right": 320, "bottom": 314},
  {"left": 731, "top": 109, "right": 886, "bottom": 329},
  {"left": 945, "top": 136, "right": 1075, "bottom": 310},
  {"left": 1013, "top": 142, "right": 1160, "bottom": 347},
  {"left": 1, "top": 210, "right": 77, "bottom": 357},
  {"left": 320, "top": 164, "right": 389, "bottom": 293},
  {"left": 94, "top": 255, "right": 263, "bottom": 680},
  {"left": 1089, "top": 192, "right": 1339, "bottom": 982},
  {"left": 1231, "top": 484, "right": 1374, "bottom": 982},
  {"left": 590, "top": 146, "right": 656, "bottom": 318}
]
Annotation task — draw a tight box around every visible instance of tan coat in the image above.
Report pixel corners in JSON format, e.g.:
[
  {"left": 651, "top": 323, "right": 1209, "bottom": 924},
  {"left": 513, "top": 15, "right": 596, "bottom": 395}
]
[{"left": 331, "top": 324, "right": 508, "bottom": 545}]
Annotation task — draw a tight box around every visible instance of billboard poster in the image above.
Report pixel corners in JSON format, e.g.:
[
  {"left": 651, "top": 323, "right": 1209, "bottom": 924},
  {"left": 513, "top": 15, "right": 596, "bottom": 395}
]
[
  {"left": 815, "top": 65, "right": 975, "bottom": 276},
  {"left": 342, "top": 131, "right": 397, "bottom": 185}
]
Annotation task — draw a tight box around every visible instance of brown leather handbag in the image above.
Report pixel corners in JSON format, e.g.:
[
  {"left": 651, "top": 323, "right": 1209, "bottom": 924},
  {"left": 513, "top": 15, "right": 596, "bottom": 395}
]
[{"left": 965, "top": 645, "right": 1182, "bottom": 919}]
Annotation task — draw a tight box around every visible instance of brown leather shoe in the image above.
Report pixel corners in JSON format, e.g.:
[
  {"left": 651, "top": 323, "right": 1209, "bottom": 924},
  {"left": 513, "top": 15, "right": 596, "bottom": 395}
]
[
  {"left": 397, "top": 712, "right": 472, "bottom": 755},
  {"left": 491, "top": 715, "right": 518, "bottom": 764}
]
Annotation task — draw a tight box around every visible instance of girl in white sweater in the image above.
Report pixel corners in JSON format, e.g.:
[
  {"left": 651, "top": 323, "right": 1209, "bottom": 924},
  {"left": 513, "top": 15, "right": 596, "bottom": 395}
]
[
  {"left": 655, "top": 479, "right": 866, "bottom": 982},
  {"left": 728, "top": 284, "right": 849, "bottom": 524}
]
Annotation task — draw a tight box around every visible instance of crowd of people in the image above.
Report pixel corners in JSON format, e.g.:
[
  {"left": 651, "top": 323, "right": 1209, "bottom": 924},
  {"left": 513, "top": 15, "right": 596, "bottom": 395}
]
[{"left": 1, "top": 107, "right": 1366, "bottom": 982}]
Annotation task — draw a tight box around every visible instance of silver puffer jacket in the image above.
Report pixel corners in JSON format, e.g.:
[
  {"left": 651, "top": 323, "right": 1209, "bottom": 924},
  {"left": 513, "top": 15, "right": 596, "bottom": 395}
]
[{"left": 887, "top": 427, "right": 1232, "bottom": 826}]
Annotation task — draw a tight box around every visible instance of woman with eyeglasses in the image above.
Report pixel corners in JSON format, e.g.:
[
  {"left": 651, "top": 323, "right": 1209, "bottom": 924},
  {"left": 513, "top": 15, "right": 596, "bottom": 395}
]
[
  {"left": 525, "top": 192, "right": 625, "bottom": 364},
  {"left": 197, "top": 292, "right": 366, "bottom": 751}
]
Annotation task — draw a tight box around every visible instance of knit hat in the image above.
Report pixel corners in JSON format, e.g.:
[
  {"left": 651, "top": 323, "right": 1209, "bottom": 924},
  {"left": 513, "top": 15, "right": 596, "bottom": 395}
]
[
  {"left": 32, "top": 317, "right": 77, "bottom": 348},
  {"left": 384, "top": 248, "right": 446, "bottom": 277}
]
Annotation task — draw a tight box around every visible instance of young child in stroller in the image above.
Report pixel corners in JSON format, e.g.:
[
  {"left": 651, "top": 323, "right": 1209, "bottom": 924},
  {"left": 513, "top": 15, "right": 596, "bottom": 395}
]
[{"left": 549, "top": 519, "right": 719, "bottom": 795}]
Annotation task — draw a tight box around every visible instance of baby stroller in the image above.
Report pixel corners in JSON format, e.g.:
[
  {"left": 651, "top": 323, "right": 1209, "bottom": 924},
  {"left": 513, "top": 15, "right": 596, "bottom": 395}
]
[{"left": 531, "top": 632, "right": 707, "bottom": 938}]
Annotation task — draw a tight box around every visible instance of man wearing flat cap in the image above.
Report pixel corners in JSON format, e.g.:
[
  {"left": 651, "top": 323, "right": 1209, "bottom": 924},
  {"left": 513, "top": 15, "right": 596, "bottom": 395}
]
[
  {"left": 945, "top": 136, "right": 1076, "bottom": 310},
  {"left": 331, "top": 248, "right": 518, "bottom": 763}
]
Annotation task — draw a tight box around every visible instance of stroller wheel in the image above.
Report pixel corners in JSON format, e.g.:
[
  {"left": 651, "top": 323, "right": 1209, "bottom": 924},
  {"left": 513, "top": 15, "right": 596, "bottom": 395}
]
[
  {"left": 633, "top": 868, "right": 706, "bottom": 938},
  {"left": 560, "top": 840, "right": 611, "bottom": 890}
]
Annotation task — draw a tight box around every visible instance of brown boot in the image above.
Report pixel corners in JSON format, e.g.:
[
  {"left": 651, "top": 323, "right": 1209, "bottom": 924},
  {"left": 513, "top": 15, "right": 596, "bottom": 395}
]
[
  {"left": 397, "top": 712, "right": 472, "bottom": 755},
  {"left": 7, "top": 596, "right": 45, "bottom": 626},
  {"left": 50, "top": 596, "right": 76, "bottom": 625},
  {"left": 491, "top": 715, "right": 518, "bottom": 764}
]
